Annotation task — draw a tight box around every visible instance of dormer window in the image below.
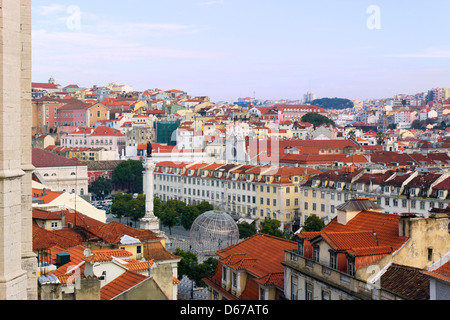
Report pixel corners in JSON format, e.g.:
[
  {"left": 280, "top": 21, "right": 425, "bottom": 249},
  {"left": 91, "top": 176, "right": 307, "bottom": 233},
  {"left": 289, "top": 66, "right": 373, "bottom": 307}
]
[
  {"left": 347, "top": 257, "right": 355, "bottom": 276},
  {"left": 313, "top": 245, "right": 320, "bottom": 263},
  {"left": 298, "top": 240, "right": 304, "bottom": 256},
  {"left": 329, "top": 251, "right": 337, "bottom": 269}
]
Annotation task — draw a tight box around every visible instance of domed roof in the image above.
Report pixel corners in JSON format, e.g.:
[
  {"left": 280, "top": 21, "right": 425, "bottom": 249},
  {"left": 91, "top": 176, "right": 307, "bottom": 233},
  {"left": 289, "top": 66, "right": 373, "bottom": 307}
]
[{"left": 190, "top": 209, "right": 240, "bottom": 255}]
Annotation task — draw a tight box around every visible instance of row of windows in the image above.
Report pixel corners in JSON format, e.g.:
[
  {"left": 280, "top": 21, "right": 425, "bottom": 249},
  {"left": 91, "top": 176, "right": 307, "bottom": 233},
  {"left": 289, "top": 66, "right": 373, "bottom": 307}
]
[
  {"left": 62, "top": 138, "right": 115, "bottom": 145},
  {"left": 156, "top": 174, "right": 300, "bottom": 192},
  {"left": 290, "top": 275, "right": 331, "bottom": 300}
]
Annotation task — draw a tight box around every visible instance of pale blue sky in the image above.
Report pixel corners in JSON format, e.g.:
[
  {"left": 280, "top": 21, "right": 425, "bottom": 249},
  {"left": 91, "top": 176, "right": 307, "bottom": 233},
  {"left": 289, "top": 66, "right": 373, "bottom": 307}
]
[{"left": 32, "top": 0, "right": 450, "bottom": 102}]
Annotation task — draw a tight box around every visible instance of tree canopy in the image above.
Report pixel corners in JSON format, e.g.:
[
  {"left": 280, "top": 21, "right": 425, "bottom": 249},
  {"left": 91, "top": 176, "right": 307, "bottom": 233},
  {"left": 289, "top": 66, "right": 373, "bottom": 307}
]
[
  {"left": 111, "top": 193, "right": 146, "bottom": 222},
  {"left": 174, "top": 248, "right": 218, "bottom": 288},
  {"left": 112, "top": 160, "right": 144, "bottom": 193},
  {"left": 311, "top": 97, "right": 354, "bottom": 110},
  {"left": 238, "top": 222, "right": 257, "bottom": 239},
  {"left": 260, "top": 219, "right": 285, "bottom": 238},
  {"left": 302, "top": 214, "right": 326, "bottom": 232},
  {"left": 88, "top": 177, "right": 113, "bottom": 199},
  {"left": 301, "top": 112, "right": 335, "bottom": 128}
]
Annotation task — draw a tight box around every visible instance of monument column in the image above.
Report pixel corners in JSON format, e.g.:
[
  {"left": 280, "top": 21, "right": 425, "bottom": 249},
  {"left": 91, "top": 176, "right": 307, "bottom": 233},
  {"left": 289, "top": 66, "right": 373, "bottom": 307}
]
[{"left": 140, "top": 143, "right": 165, "bottom": 237}]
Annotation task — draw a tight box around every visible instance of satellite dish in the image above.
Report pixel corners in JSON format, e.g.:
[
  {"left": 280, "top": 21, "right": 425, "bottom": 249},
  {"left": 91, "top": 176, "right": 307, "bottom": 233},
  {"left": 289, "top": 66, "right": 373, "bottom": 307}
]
[
  {"left": 84, "top": 248, "right": 91, "bottom": 257},
  {"left": 93, "top": 263, "right": 104, "bottom": 278}
]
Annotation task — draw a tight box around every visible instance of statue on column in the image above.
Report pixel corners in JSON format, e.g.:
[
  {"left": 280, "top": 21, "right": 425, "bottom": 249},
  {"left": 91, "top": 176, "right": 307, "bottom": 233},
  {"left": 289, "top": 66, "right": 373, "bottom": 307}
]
[{"left": 146, "top": 141, "right": 153, "bottom": 158}]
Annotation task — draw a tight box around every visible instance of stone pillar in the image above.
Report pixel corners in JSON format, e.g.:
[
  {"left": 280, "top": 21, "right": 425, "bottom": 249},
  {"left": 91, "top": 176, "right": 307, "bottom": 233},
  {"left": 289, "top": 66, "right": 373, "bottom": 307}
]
[
  {"left": 141, "top": 158, "right": 158, "bottom": 230},
  {"left": 141, "top": 158, "right": 164, "bottom": 237},
  {"left": 0, "top": 0, "right": 33, "bottom": 300},
  {"left": 19, "top": 0, "right": 38, "bottom": 300}
]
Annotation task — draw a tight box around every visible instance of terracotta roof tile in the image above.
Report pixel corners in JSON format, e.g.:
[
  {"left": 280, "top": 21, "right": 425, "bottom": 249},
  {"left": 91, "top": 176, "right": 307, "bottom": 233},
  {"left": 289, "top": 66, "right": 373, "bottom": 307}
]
[
  {"left": 32, "top": 148, "right": 84, "bottom": 168},
  {"left": 324, "top": 211, "right": 408, "bottom": 251},
  {"left": 100, "top": 271, "right": 149, "bottom": 300},
  {"left": 143, "top": 241, "right": 181, "bottom": 262},
  {"left": 381, "top": 264, "right": 429, "bottom": 300}
]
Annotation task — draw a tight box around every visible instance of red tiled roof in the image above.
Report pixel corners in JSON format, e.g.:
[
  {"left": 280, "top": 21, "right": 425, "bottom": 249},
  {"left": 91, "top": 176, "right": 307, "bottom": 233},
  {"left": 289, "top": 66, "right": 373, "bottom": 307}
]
[
  {"left": 32, "top": 221, "right": 82, "bottom": 251},
  {"left": 382, "top": 264, "right": 430, "bottom": 300},
  {"left": 32, "top": 148, "right": 84, "bottom": 168},
  {"left": 314, "top": 231, "right": 380, "bottom": 253},
  {"left": 32, "top": 188, "right": 63, "bottom": 204},
  {"left": 90, "top": 126, "right": 125, "bottom": 137},
  {"left": 32, "top": 82, "right": 58, "bottom": 89},
  {"left": 323, "top": 211, "right": 408, "bottom": 251},
  {"left": 100, "top": 271, "right": 149, "bottom": 300},
  {"left": 87, "top": 221, "right": 161, "bottom": 245},
  {"left": 216, "top": 233, "right": 297, "bottom": 279},
  {"left": 422, "top": 260, "right": 450, "bottom": 283}
]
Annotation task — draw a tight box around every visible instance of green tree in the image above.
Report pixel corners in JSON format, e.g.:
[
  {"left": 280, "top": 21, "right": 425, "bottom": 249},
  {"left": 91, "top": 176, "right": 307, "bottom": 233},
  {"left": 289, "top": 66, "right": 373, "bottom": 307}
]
[
  {"left": 347, "top": 130, "right": 356, "bottom": 141},
  {"left": 196, "top": 201, "right": 214, "bottom": 214},
  {"left": 302, "top": 214, "right": 325, "bottom": 232},
  {"left": 88, "top": 177, "right": 113, "bottom": 199},
  {"left": 238, "top": 222, "right": 257, "bottom": 239},
  {"left": 301, "top": 112, "right": 335, "bottom": 128},
  {"left": 311, "top": 97, "right": 354, "bottom": 110},
  {"left": 111, "top": 193, "right": 132, "bottom": 220},
  {"left": 190, "top": 257, "right": 218, "bottom": 287},
  {"left": 260, "top": 219, "right": 284, "bottom": 238},
  {"left": 180, "top": 205, "right": 200, "bottom": 231},
  {"left": 411, "top": 119, "right": 422, "bottom": 130},
  {"left": 174, "top": 249, "right": 218, "bottom": 287},
  {"left": 174, "top": 248, "right": 198, "bottom": 281},
  {"left": 128, "top": 195, "right": 146, "bottom": 222},
  {"left": 112, "top": 160, "right": 144, "bottom": 193},
  {"left": 159, "top": 205, "right": 179, "bottom": 235},
  {"left": 153, "top": 197, "right": 162, "bottom": 218}
]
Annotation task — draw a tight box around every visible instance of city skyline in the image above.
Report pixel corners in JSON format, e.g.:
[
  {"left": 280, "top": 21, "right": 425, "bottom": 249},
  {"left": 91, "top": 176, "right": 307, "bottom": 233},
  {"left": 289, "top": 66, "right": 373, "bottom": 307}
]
[{"left": 32, "top": 0, "right": 450, "bottom": 102}]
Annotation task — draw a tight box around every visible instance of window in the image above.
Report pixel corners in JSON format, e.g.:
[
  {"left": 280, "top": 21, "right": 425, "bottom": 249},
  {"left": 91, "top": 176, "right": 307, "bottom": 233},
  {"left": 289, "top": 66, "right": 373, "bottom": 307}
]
[
  {"left": 313, "top": 245, "right": 320, "bottom": 262},
  {"left": 222, "top": 266, "right": 227, "bottom": 282},
  {"left": 290, "top": 276, "right": 298, "bottom": 300},
  {"left": 330, "top": 251, "right": 337, "bottom": 269},
  {"left": 306, "top": 282, "right": 313, "bottom": 300},
  {"left": 402, "top": 199, "right": 407, "bottom": 208},
  {"left": 348, "top": 258, "right": 355, "bottom": 276},
  {"left": 232, "top": 272, "right": 238, "bottom": 288},
  {"left": 298, "top": 240, "right": 304, "bottom": 256},
  {"left": 322, "top": 290, "right": 330, "bottom": 300},
  {"left": 428, "top": 248, "right": 433, "bottom": 261},
  {"left": 260, "top": 287, "right": 266, "bottom": 300}
]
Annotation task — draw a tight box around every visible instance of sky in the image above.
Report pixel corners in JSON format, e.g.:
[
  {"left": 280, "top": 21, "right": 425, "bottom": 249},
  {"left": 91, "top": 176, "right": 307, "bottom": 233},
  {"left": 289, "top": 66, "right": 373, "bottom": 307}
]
[{"left": 32, "top": 0, "right": 450, "bottom": 102}]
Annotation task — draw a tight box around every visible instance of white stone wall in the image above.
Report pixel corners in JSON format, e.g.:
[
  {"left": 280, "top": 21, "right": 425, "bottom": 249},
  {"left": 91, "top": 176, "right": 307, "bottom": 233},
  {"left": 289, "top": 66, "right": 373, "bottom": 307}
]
[{"left": 0, "top": 0, "right": 36, "bottom": 300}]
